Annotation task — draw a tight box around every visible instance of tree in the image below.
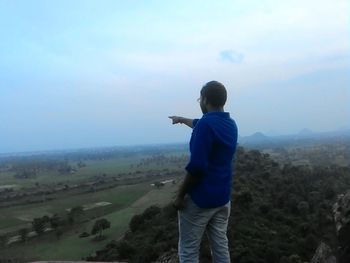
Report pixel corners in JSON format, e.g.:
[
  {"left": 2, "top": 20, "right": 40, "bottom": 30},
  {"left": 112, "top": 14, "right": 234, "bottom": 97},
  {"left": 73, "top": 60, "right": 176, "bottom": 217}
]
[
  {"left": 324, "top": 186, "right": 336, "bottom": 200},
  {"left": 0, "top": 235, "right": 8, "bottom": 248},
  {"left": 68, "top": 206, "right": 85, "bottom": 225},
  {"left": 259, "top": 203, "right": 271, "bottom": 214},
  {"left": 91, "top": 218, "right": 111, "bottom": 239},
  {"left": 32, "top": 218, "right": 46, "bottom": 235},
  {"left": 297, "top": 201, "right": 309, "bottom": 216},
  {"left": 129, "top": 206, "right": 161, "bottom": 232},
  {"left": 288, "top": 254, "right": 302, "bottom": 263},
  {"left": 14, "top": 169, "right": 37, "bottom": 179},
  {"left": 55, "top": 227, "right": 64, "bottom": 240},
  {"left": 154, "top": 181, "right": 164, "bottom": 189},
  {"left": 50, "top": 214, "right": 59, "bottom": 229},
  {"left": 77, "top": 161, "right": 86, "bottom": 168},
  {"left": 42, "top": 215, "right": 50, "bottom": 223},
  {"left": 235, "top": 190, "right": 253, "bottom": 209},
  {"left": 142, "top": 206, "right": 161, "bottom": 220},
  {"left": 303, "top": 234, "right": 318, "bottom": 252},
  {"left": 116, "top": 241, "right": 135, "bottom": 259},
  {"left": 129, "top": 214, "right": 144, "bottom": 232},
  {"left": 18, "top": 228, "right": 29, "bottom": 243},
  {"left": 57, "top": 161, "right": 73, "bottom": 174},
  {"left": 50, "top": 214, "right": 64, "bottom": 229}
]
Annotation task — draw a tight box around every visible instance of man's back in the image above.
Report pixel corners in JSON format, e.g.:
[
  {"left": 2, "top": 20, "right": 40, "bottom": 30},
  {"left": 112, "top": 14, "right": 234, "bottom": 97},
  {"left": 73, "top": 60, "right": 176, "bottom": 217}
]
[
  {"left": 186, "top": 111, "right": 238, "bottom": 208},
  {"left": 170, "top": 80, "right": 237, "bottom": 263}
]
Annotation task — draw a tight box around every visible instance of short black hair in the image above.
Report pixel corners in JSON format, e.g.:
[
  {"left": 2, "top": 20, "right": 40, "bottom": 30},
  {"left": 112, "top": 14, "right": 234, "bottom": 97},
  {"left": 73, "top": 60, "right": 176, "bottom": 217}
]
[{"left": 200, "top": 81, "right": 227, "bottom": 107}]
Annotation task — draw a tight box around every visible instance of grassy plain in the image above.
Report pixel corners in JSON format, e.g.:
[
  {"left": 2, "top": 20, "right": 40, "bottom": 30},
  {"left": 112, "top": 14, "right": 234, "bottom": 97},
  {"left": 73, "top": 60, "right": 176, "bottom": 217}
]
[
  {"left": 0, "top": 150, "right": 183, "bottom": 260},
  {"left": 0, "top": 182, "right": 152, "bottom": 234},
  {"left": 0, "top": 155, "right": 146, "bottom": 187},
  {"left": 1, "top": 182, "right": 178, "bottom": 260},
  {"left": 0, "top": 153, "right": 184, "bottom": 187}
]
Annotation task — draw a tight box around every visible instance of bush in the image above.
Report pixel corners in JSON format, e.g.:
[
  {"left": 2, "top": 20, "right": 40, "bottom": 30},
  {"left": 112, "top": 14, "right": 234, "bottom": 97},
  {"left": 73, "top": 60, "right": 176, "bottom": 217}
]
[
  {"left": 236, "top": 190, "right": 253, "bottom": 209},
  {"left": 129, "top": 214, "right": 144, "bottom": 232},
  {"left": 79, "top": 232, "right": 90, "bottom": 238},
  {"left": 297, "top": 201, "right": 309, "bottom": 215},
  {"left": 129, "top": 206, "right": 161, "bottom": 232},
  {"left": 116, "top": 241, "right": 135, "bottom": 259},
  {"left": 259, "top": 203, "right": 271, "bottom": 214},
  {"left": 142, "top": 205, "right": 161, "bottom": 220},
  {"left": 91, "top": 218, "right": 111, "bottom": 239}
]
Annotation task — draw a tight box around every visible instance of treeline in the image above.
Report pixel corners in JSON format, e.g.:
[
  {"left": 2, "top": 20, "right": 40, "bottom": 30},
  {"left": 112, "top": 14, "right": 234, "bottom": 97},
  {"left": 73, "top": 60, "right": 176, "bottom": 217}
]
[
  {"left": 0, "top": 144, "right": 188, "bottom": 166},
  {"left": 87, "top": 147, "right": 350, "bottom": 263},
  {"left": 0, "top": 205, "right": 112, "bottom": 248},
  {"left": 266, "top": 142, "right": 349, "bottom": 167},
  {"left": 11, "top": 159, "right": 82, "bottom": 179},
  {"left": 134, "top": 154, "right": 188, "bottom": 168}
]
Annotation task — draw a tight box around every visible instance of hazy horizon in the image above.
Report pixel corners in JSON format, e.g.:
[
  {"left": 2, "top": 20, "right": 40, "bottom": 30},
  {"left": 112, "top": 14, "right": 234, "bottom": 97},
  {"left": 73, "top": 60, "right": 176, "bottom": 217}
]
[
  {"left": 1, "top": 0, "right": 349, "bottom": 154},
  {"left": 1, "top": 127, "right": 349, "bottom": 156}
]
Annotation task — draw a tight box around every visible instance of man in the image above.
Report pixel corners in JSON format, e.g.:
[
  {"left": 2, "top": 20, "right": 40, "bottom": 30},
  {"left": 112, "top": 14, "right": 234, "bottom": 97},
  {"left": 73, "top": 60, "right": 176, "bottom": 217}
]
[{"left": 169, "top": 81, "right": 238, "bottom": 263}]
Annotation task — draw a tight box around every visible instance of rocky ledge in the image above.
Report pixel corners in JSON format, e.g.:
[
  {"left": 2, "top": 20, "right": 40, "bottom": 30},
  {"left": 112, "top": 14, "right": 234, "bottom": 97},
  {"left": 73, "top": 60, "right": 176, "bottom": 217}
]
[{"left": 311, "top": 191, "right": 350, "bottom": 263}]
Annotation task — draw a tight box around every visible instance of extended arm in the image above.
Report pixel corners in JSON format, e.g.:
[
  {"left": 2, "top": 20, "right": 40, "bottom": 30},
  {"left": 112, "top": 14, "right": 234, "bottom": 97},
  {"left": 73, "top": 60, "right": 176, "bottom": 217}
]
[{"left": 168, "top": 116, "right": 195, "bottom": 128}]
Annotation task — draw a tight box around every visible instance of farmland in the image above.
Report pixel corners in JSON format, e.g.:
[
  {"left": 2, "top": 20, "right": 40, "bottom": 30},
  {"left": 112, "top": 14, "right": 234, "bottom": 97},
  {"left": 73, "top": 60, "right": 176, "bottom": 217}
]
[{"left": 0, "top": 144, "right": 187, "bottom": 261}]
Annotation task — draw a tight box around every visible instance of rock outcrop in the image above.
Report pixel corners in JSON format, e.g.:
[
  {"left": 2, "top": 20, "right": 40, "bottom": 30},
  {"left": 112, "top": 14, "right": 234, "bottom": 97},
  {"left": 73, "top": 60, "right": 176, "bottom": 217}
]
[
  {"left": 310, "top": 242, "right": 336, "bottom": 263},
  {"left": 333, "top": 191, "right": 350, "bottom": 263},
  {"left": 311, "top": 191, "right": 350, "bottom": 263},
  {"left": 153, "top": 249, "right": 178, "bottom": 263}
]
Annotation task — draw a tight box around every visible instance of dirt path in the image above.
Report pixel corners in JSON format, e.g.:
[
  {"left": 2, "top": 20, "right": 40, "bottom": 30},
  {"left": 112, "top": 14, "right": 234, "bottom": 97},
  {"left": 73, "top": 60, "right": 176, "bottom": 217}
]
[{"left": 130, "top": 184, "right": 177, "bottom": 209}]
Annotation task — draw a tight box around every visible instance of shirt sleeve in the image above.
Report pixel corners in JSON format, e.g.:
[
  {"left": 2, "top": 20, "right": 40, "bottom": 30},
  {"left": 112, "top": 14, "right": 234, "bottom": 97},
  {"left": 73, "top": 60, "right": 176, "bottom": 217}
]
[
  {"left": 192, "top": 119, "right": 199, "bottom": 128},
  {"left": 185, "top": 120, "right": 214, "bottom": 177}
]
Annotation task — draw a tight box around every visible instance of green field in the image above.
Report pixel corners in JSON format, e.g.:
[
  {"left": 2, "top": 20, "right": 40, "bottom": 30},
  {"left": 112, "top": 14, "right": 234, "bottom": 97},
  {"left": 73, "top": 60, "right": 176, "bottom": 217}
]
[
  {"left": 0, "top": 182, "right": 152, "bottom": 234},
  {"left": 0, "top": 182, "right": 178, "bottom": 260},
  {"left": 0, "top": 153, "right": 185, "bottom": 188},
  {"left": 0, "top": 155, "right": 147, "bottom": 187},
  {"left": 0, "top": 150, "right": 184, "bottom": 260}
]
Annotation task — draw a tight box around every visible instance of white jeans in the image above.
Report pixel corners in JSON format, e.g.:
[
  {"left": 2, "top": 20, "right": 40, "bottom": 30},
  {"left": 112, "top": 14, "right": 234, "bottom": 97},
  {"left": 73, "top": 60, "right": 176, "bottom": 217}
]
[{"left": 178, "top": 196, "right": 231, "bottom": 263}]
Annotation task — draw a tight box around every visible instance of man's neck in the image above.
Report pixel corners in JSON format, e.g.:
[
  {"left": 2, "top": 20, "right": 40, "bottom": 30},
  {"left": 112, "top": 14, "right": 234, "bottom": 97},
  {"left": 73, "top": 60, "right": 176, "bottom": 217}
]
[{"left": 207, "top": 107, "right": 224, "bottom": 113}]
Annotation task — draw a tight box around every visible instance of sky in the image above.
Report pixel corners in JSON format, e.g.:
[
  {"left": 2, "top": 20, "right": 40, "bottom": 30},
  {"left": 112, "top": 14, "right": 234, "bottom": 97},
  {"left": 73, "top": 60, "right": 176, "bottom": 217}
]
[{"left": 0, "top": 0, "right": 349, "bottom": 153}]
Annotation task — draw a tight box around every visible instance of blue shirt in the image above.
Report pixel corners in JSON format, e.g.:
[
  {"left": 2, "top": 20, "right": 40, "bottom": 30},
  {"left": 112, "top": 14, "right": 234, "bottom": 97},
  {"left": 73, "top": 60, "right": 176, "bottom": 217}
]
[{"left": 185, "top": 111, "right": 238, "bottom": 208}]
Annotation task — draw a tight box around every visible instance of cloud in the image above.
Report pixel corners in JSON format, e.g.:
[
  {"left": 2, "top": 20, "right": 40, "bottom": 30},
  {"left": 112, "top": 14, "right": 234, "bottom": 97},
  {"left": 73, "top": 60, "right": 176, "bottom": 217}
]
[{"left": 219, "top": 50, "right": 244, "bottom": 64}]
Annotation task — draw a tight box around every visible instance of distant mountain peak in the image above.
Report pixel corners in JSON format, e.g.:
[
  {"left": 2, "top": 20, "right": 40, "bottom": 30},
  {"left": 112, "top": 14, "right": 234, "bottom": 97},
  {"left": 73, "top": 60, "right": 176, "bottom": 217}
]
[
  {"left": 238, "top": 132, "right": 270, "bottom": 145},
  {"left": 298, "top": 128, "right": 313, "bottom": 135},
  {"left": 249, "top": 132, "right": 268, "bottom": 139}
]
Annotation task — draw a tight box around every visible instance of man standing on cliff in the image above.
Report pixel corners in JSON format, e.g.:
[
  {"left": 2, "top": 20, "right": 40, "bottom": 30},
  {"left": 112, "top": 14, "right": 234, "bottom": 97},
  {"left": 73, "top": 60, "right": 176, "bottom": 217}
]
[{"left": 169, "top": 80, "right": 238, "bottom": 263}]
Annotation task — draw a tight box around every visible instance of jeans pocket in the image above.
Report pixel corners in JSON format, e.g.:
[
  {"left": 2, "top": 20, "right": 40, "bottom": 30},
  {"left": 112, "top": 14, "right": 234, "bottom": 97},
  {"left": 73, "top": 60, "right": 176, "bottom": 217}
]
[{"left": 182, "top": 196, "right": 206, "bottom": 222}]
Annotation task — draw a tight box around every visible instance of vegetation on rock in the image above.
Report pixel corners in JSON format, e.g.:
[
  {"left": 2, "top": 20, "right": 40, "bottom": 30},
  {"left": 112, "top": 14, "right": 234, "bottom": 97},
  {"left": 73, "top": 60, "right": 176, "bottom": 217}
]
[{"left": 87, "top": 147, "right": 350, "bottom": 263}]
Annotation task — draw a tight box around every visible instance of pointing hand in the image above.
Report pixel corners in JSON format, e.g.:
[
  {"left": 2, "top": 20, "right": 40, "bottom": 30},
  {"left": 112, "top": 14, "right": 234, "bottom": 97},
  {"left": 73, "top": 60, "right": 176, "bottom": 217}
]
[{"left": 168, "top": 116, "right": 182, "bottom": 125}]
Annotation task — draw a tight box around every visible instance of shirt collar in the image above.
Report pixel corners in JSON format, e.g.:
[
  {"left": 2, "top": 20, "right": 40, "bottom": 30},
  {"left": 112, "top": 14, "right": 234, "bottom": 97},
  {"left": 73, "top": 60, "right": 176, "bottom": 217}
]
[{"left": 203, "top": 111, "right": 230, "bottom": 118}]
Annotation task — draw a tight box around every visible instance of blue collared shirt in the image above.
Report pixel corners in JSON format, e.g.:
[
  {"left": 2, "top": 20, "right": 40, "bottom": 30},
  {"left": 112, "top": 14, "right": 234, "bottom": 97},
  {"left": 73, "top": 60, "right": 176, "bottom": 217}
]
[{"left": 185, "top": 111, "right": 238, "bottom": 208}]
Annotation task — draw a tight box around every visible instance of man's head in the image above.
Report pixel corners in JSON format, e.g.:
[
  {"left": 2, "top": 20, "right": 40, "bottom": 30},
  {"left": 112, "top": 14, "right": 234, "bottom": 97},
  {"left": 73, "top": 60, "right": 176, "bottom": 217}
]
[{"left": 199, "top": 81, "right": 227, "bottom": 114}]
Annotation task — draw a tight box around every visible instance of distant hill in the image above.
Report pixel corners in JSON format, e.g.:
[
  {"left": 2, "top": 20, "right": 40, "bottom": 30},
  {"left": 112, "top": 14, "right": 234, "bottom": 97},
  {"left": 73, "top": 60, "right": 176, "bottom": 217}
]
[
  {"left": 297, "top": 128, "right": 314, "bottom": 137},
  {"left": 247, "top": 131, "right": 269, "bottom": 140},
  {"left": 238, "top": 132, "right": 274, "bottom": 148},
  {"left": 239, "top": 129, "right": 350, "bottom": 149}
]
